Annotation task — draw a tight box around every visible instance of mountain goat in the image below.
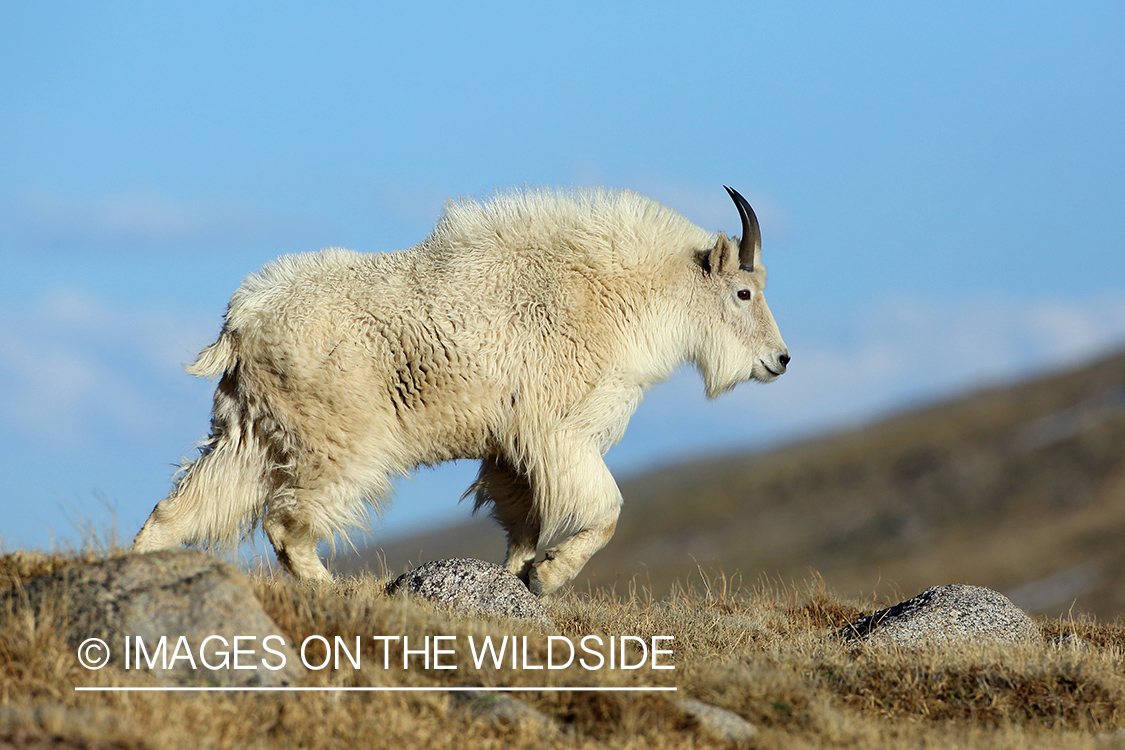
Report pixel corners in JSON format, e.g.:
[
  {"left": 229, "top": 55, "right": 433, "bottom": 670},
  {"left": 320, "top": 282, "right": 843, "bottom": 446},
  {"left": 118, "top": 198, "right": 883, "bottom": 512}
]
[{"left": 134, "top": 186, "right": 789, "bottom": 595}]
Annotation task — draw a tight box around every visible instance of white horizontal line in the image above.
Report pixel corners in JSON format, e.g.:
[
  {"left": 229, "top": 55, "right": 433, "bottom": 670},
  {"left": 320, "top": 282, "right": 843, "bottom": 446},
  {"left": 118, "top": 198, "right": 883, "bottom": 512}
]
[{"left": 75, "top": 686, "right": 677, "bottom": 693}]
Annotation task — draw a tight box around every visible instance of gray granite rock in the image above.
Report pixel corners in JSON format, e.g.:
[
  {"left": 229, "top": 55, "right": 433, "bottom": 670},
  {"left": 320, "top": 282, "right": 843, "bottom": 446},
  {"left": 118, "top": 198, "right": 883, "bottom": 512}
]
[
  {"left": 0, "top": 705, "right": 125, "bottom": 747},
  {"left": 1050, "top": 632, "right": 1091, "bottom": 650},
  {"left": 12, "top": 550, "right": 304, "bottom": 686},
  {"left": 386, "top": 558, "right": 553, "bottom": 628},
  {"left": 838, "top": 584, "right": 1039, "bottom": 648},
  {"left": 676, "top": 699, "right": 758, "bottom": 742},
  {"left": 1095, "top": 727, "right": 1125, "bottom": 746},
  {"left": 451, "top": 691, "right": 558, "bottom": 733}
]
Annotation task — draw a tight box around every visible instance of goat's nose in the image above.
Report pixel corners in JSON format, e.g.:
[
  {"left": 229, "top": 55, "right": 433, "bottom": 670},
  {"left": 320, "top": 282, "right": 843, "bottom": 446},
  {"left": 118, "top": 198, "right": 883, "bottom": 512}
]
[{"left": 779, "top": 352, "right": 791, "bottom": 367}]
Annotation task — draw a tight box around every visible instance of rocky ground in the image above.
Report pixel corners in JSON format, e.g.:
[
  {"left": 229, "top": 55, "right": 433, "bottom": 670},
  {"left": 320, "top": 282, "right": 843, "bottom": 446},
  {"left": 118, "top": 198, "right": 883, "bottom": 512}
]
[{"left": 2, "top": 549, "right": 1123, "bottom": 748}]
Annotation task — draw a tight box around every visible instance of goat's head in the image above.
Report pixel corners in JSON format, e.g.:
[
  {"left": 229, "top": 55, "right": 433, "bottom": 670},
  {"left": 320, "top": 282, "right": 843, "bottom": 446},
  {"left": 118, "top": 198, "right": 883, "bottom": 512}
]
[{"left": 693, "top": 186, "right": 790, "bottom": 398}]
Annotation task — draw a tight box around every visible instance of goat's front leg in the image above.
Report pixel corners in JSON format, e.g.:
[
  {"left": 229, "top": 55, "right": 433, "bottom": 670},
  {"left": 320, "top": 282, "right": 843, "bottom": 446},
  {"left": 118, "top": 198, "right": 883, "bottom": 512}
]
[{"left": 526, "top": 443, "right": 622, "bottom": 597}]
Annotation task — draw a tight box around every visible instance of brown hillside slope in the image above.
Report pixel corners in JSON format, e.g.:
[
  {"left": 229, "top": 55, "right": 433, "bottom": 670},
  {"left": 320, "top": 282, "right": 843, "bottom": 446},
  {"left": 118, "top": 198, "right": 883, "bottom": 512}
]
[{"left": 342, "top": 349, "right": 1125, "bottom": 619}]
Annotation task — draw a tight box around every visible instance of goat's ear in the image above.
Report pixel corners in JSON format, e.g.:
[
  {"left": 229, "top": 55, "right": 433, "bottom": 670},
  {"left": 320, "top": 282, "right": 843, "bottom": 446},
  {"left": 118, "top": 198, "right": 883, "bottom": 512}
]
[
  {"left": 695, "top": 249, "right": 712, "bottom": 275},
  {"left": 707, "top": 232, "right": 737, "bottom": 275}
]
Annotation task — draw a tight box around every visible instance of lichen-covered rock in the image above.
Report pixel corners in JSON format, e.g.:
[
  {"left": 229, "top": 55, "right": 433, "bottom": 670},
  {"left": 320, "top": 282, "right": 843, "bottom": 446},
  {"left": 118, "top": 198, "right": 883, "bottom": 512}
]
[
  {"left": 386, "top": 558, "right": 552, "bottom": 628},
  {"left": 1095, "top": 727, "right": 1125, "bottom": 746},
  {"left": 675, "top": 699, "right": 758, "bottom": 742},
  {"left": 451, "top": 691, "right": 558, "bottom": 733},
  {"left": 1051, "top": 632, "right": 1091, "bottom": 650},
  {"left": 0, "top": 705, "right": 127, "bottom": 748},
  {"left": 838, "top": 584, "right": 1039, "bottom": 648},
  {"left": 13, "top": 550, "right": 304, "bottom": 686}
]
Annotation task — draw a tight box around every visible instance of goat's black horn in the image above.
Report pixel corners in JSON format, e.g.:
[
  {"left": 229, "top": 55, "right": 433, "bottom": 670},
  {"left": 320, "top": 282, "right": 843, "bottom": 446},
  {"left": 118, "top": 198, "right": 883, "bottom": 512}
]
[{"left": 724, "top": 186, "right": 760, "bottom": 272}]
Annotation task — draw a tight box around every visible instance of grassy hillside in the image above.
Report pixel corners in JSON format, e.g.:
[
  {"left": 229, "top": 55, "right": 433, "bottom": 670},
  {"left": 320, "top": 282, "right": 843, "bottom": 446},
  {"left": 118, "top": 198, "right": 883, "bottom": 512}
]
[
  {"left": 6, "top": 353, "right": 1125, "bottom": 746},
  {"left": 344, "top": 349, "right": 1125, "bottom": 619},
  {"left": 3, "top": 551, "right": 1124, "bottom": 749}
]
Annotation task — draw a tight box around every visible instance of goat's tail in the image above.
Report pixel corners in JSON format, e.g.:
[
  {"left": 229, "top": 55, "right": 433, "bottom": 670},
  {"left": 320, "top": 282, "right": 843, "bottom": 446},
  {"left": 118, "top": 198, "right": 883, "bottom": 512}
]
[{"left": 186, "top": 328, "right": 237, "bottom": 379}]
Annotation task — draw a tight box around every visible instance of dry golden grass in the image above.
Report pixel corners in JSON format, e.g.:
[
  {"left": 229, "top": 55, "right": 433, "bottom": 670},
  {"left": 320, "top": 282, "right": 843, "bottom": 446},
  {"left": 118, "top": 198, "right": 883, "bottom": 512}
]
[{"left": 2, "top": 550, "right": 1124, "bottom": 749}]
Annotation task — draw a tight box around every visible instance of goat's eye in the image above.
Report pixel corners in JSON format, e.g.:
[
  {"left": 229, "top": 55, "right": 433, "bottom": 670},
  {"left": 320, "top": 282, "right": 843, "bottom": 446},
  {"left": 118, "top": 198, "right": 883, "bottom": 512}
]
[{"left": 737, "top": 289, "right": 753, "bottom": 301}]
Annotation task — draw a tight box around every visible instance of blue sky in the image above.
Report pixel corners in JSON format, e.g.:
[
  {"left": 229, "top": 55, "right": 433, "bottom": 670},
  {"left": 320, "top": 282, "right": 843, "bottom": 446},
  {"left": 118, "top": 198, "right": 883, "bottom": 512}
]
[{"left": 2, "top": 3, "right": 1123, "bottom": 553}]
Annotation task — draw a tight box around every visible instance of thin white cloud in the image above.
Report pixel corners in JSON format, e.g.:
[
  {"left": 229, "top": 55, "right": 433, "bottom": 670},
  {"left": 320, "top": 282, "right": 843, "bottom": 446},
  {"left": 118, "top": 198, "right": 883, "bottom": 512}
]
[
  {"left": 3, "top": 188, "right": 324, "bottom": 252},
  {"left": 371, "top": 184, "right": 451, "bottom": 225},
  {"left": 0, "top": 289, "right": 215, "bottom": 446}
]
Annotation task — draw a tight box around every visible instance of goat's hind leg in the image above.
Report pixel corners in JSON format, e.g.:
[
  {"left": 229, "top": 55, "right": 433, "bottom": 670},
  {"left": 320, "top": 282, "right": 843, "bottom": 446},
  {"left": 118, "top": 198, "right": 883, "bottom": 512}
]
[
  {"left": 472, "top": 457, "right": 541, "bottom": 583},
  {"left": 135, "top": 432, "right": 268, "bottom": 554},
  {"left": 133, "top": 495, "right": 195, "bottom": 552},
  {"left": 263, "top": 502, "right": 332, "bottom": 583}
]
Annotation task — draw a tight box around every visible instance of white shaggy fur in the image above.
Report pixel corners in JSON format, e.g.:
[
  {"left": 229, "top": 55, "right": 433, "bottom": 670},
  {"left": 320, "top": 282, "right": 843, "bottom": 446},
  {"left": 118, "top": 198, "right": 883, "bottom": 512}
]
[{"left": 134, "top": 187, "right": 789, "bottom": 594}]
